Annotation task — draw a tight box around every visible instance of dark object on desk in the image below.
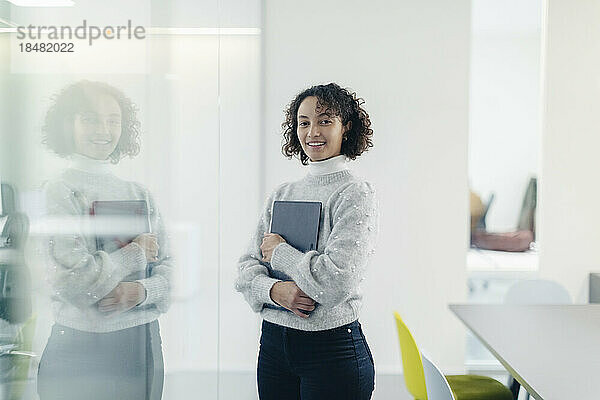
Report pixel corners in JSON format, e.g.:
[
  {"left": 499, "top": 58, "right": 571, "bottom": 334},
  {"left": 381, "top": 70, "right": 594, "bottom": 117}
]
[
  {"left": 91, "top": 200, "right": 151, "bottom": 280},
  {"left": 590, "top": 273, "right": 600, "bottom": 304},
  {"left": 264, "top": 200, "right": 322, "bottom": 314}
]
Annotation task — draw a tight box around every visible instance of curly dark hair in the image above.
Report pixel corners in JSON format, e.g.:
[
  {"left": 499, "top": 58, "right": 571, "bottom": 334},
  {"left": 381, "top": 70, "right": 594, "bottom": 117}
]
[
  {"left": 42, "top": 80, "right": 141, "bottom": 163},
  {"left": 282, "top": 83, "right": 373, "bottom": 165}
]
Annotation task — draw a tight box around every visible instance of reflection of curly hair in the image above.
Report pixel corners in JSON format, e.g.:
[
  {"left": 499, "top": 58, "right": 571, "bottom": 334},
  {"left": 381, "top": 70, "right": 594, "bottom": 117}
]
[
  {"left": 282, "top": 83, "right": 373, "bottom": 165},
  {"left": 42, "top": 80, "right": 141, "bottom": 163}
]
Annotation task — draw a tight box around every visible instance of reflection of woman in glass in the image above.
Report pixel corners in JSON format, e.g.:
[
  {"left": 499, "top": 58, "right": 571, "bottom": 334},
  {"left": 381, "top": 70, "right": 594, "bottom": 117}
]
[
  {"left": 236, "top": 83, "right": 378, "bottom": 399},
  {"left": 37, "top": 81, "right": 171, "bottom": 400}
]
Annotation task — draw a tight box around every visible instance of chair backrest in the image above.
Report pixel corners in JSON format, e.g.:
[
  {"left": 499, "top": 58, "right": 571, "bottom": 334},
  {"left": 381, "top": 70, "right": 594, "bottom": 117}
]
[
  {"left": 393, "top": 311, "right": 428, "bottom": 400},
  {"left": 421, "top": 353, "right": 455, "bottom": 400},
  {"left": 476, "top": 193, "right": 495, "bottom": 230},
  {"left": 516, "top": 177, "right": 537, "bottom": 233},
  {"left": 504, "top": 279, "right": 571, "bottom": 305}
]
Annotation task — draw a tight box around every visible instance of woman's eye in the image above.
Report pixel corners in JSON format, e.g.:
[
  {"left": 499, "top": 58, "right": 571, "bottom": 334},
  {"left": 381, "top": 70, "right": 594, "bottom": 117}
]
[
  {"left": 298, "top": 121, "right": 309, "bottom": 127},
  {"left": 319, "top": 119, "right": 332, "bottom": 125}
]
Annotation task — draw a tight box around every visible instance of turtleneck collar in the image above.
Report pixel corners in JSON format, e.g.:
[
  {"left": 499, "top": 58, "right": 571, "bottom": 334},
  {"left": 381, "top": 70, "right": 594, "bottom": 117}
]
[
  {"left": 308, "top": 155, "right": 348, "bottom": 176},
  {"left": 68, "top": 153, "right": 114, "bottom": 175}
]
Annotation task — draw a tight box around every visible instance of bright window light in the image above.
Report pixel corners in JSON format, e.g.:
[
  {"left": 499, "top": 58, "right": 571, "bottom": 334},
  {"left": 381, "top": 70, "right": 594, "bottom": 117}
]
[{"left": 6, "top": 0, "right": 75, "bottom": 7}]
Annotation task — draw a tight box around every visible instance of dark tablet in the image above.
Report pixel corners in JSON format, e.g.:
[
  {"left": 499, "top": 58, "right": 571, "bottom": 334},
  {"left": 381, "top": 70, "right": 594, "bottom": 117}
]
[
  {"left": 265, "top": 200, "right": 322, "bottom": 315},
  {"left": 270, "top": 200, "right": 322, "bottom": 253}
]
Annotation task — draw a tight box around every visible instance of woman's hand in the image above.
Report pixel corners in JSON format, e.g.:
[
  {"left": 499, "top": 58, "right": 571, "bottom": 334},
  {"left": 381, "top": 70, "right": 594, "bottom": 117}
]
[
  {"left": 260, "top": 233, "right": 286, "bottom": 263},
  {"left": 133, "top": 233, "right": 159, "bottom": 262},
  {"left": 97, "top": 282, "right": 146, "bottom": 314},
  {"left": 270, "top": 281, "right": 315, "bottom": 318}
]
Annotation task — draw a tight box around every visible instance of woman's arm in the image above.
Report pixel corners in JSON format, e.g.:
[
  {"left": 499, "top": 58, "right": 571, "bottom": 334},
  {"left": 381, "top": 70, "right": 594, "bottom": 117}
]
[
  {"left": 270, "top": 182, "right": 378, "bottom": 309},
  {"left": 235, "top": 190, "right": 283, "bottom": 312}
]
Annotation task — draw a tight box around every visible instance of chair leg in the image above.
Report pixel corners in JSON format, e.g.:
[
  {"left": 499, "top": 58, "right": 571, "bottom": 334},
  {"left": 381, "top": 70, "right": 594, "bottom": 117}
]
[{"left": 508, "top": 376, "right": 520, "bottom": 400}]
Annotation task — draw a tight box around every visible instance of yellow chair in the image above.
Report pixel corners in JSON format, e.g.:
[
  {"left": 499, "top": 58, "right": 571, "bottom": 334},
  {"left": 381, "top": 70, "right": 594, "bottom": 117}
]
[{"left": 393, "top": 311, "right": 512, "bottom": 400}]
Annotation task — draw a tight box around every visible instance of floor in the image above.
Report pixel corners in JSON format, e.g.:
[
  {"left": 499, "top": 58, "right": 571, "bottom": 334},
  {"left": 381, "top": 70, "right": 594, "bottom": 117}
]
[
  {"left": 163, "top": 371, "right": 414, "bottom": 400},
  {"left": 17, "top": 370, "right": 515, "bottom": 399}
]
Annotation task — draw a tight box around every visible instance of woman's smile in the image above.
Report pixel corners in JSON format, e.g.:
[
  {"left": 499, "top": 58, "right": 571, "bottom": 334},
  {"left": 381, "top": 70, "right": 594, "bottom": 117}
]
[
  {"left": 90, "top": 138, "right": 113, "bottom": 145},
  {"left": 307, "top": 140, "right": 326, "bottom": 148}
]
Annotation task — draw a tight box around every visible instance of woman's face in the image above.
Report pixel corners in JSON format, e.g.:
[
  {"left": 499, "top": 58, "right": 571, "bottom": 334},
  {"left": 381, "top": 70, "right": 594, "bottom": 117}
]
[
  {"left": 72, "top": 93, "right": 122, "bottom": 160},
  {"left": 297, "top": 96, "right": 347, "bottom": 162}
]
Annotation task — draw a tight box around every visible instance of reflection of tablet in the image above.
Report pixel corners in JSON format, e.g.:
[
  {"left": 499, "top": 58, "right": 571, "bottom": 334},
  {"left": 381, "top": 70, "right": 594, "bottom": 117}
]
[{"left": 91, "top": 200, "right": 151, "bottom": 253}]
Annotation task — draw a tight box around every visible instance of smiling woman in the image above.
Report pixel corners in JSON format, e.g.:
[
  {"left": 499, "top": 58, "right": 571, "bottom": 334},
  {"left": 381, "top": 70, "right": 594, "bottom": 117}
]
[
  {"left": 36, "top": 81, "right": 171, "bottom": 400},
  {"left": 236, "top": 83, "right": 378, "bottom": 400}
]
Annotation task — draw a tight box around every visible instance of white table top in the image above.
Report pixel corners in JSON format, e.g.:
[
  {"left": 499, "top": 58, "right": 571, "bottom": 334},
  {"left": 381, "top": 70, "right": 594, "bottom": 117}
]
[{"left": 450, "top": 304, "right": 600, "bottom": 400}]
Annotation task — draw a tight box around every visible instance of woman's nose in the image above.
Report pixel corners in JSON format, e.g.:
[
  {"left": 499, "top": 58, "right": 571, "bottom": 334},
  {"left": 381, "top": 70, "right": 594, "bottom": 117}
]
[
  {"left": 309, "top": 125, "right": 321, "bottom": 137},
  {"left": 96, "top": 120, "right": 110, "bottom": 135}
]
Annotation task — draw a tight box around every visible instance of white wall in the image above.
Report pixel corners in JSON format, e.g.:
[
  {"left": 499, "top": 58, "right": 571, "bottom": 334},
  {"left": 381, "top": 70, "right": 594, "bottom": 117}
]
[
  {"left": 538, "top": 0, "right": 600, "bottom": 302},
  {"left": 468, "top": 0, "right": 542, "bottom": 231},
  {"left": 261, "top": 0, "right": 470, "bottom": 374}
]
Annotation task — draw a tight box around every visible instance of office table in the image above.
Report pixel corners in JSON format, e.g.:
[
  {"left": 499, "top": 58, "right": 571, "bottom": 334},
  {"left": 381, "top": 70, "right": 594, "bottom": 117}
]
[{"left": 449, "top": 304, "right": 600, "bottom": 400}]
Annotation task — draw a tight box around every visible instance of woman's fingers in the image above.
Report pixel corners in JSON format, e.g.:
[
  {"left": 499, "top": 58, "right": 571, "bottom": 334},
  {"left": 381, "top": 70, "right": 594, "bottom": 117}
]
[
  {"left": 98, "top": 303, "right": 118, "bottom": 313},
  {"left": 98, "top": 297, "right": 117, "bottom": 305},
  {"left": 292, "top": 308, "right": 310, "bottom": 318},
  {"left": 296, "top": 292, "right": 315, "bottom": 303},
  {"left": 296, "top": 298, "right": 315, "bottom": 306},
  {"left": 296, "top": 304, "right": 315, "bottom": 312},
  {"left": 98, "top": 297, "right": 119, "bottom": 308}
]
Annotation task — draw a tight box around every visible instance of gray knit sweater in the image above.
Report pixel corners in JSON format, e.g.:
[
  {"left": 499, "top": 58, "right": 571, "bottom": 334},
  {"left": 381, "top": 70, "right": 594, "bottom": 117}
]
[
  {"left": 236, "top": 157, "right": 378, "bottom": 331},
  {"left": 39, "top": 157, "right": 172, "bottom": 333}
]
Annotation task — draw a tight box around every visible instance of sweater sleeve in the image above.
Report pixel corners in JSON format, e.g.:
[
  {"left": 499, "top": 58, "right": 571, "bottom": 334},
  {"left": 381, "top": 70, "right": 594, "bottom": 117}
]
[
  {"left": 270, "top": 181, "right": 378, "bottom": 308},
  {"left": 235, "top": 190, "right": 282, "bottom": 312},
  {"left": 135, "top": 190, "right": 172, "bottom": 313},
  {"left": 43, "top": 182, "right": 147, "bottom": 309}
]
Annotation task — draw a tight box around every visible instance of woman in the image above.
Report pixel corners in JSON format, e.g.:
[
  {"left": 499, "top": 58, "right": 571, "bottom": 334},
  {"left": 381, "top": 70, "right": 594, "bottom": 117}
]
[
  {"left": 36, "top": 81, "right": 171, "bottom": 400},
  {"left": 236, "top": 83, "right": 378, "bottom": 400}
]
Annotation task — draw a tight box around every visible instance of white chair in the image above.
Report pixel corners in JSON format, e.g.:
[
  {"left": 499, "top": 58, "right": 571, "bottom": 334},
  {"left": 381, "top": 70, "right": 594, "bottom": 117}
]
[
  {"left": 504, "top": 279, "right": 571, "bottom": 399},
  {"left": 422, "top": 353, "right": 455, "bottom": 400},
  {"left": 504, "top": 279, "right": 571, "bottom": 305}
]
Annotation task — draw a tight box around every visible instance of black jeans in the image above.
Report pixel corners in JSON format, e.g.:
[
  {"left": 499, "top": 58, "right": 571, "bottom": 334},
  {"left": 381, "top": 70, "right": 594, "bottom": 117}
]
[
  {"left": 37, "top": 321, "right": 163, "bottom": 400},
  {"left": 258, "top": 320, "right": 375, "bottom": 400}
]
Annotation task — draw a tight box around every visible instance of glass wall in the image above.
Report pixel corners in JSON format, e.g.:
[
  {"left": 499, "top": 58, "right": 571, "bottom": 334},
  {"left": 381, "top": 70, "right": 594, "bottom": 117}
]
[{"left": 1, "top": 1, "right": 261, "bottom": 398}]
